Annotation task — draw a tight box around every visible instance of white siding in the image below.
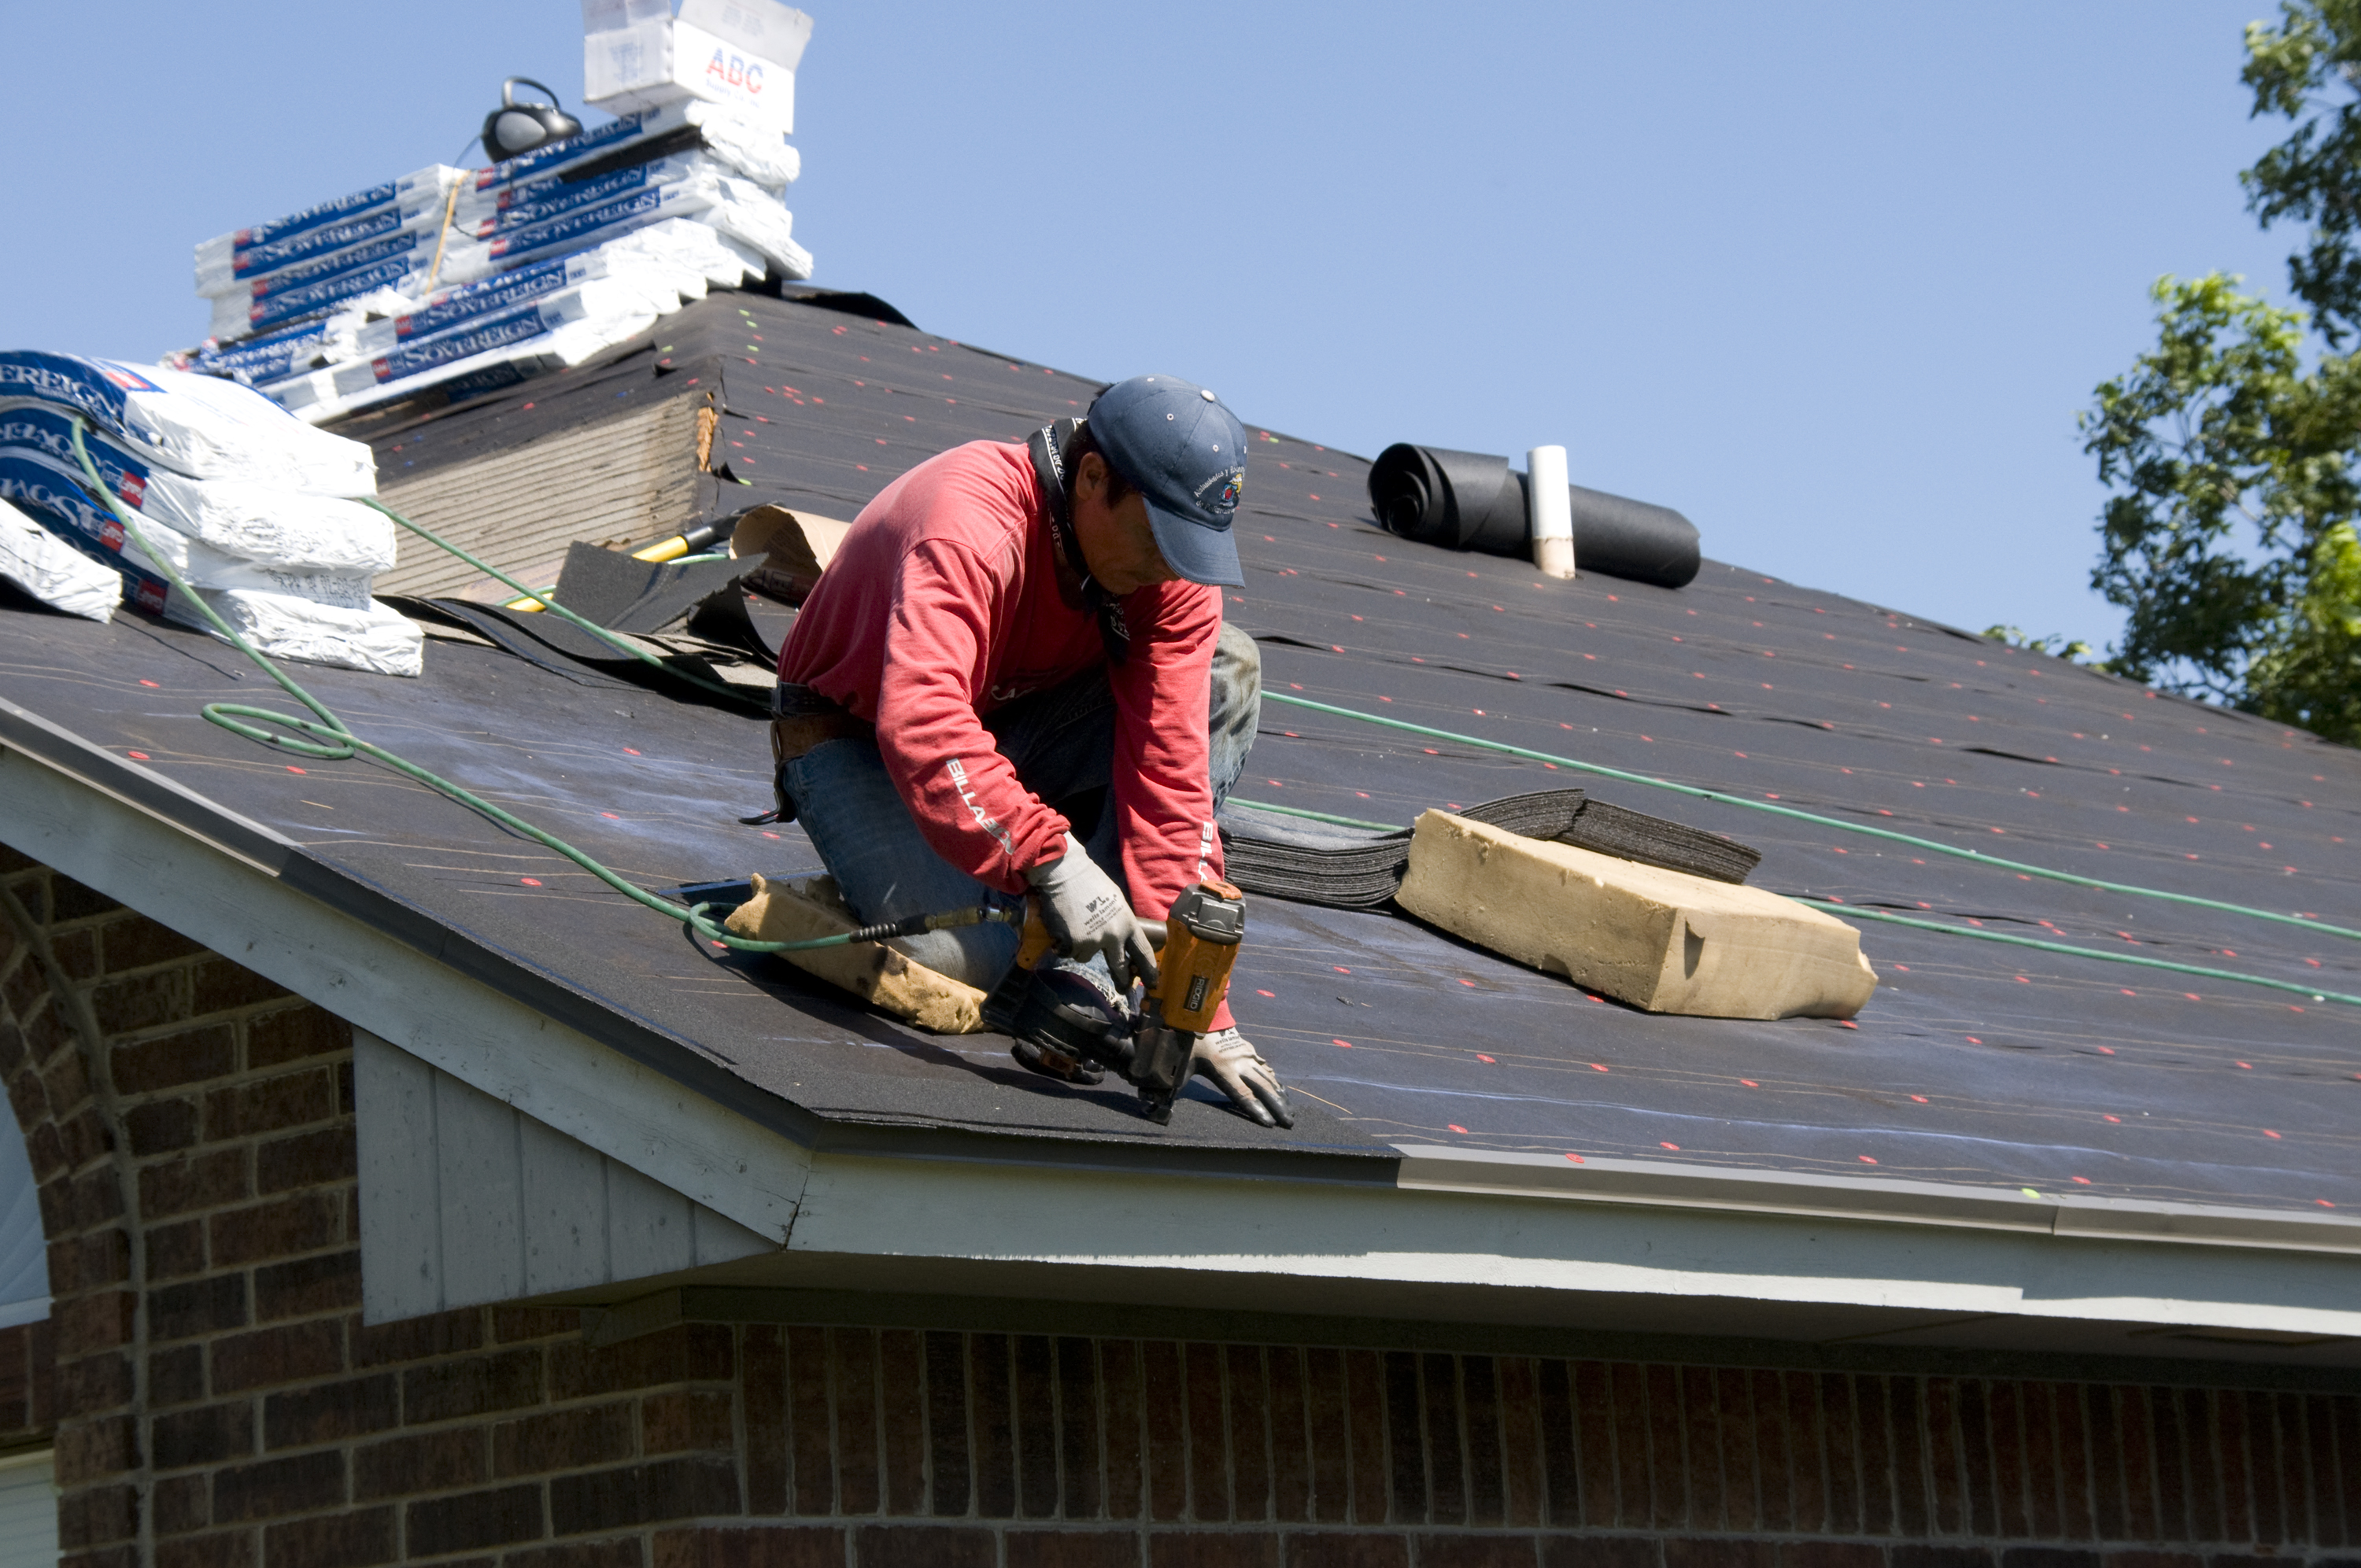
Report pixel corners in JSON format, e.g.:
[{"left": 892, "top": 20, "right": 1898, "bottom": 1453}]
[{"left": 0, "top": 1451, "right": 56, "bottom": 1567}]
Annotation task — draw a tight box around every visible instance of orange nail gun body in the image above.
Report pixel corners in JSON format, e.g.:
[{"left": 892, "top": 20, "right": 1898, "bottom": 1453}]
[{"left": 999, "top": 880, "right": 1246, "bottom": 1123}]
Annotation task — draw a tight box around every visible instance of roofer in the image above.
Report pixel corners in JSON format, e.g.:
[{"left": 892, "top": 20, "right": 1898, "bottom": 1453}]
[{"left": 767, "top": 374, "right": 1292, "bottom": 1127}]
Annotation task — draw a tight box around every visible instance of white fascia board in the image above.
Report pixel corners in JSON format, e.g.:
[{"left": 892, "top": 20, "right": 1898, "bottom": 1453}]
[
  {"left": 781, "top": 1151, "right": 2361, "bottom": 1343},
  {"left": 0, "top": 729, "right": 805, "bottom": 1243},
  {"left": 7, "top": 717, "right": 2361, "bottom": 1345}
]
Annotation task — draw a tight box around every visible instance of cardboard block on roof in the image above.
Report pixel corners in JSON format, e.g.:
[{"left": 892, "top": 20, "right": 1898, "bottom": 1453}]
[
  {"left": 724, "top": 872, "right": 986, "bottom": 1034},
  {"left": 1398, "top": 810, "right": 1878, "bottom": 1020}
]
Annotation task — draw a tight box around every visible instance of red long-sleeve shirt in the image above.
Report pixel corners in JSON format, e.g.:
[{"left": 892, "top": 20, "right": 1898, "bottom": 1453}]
[{"left": 778, "top": 438, "right": 1228, "bottom": 946}]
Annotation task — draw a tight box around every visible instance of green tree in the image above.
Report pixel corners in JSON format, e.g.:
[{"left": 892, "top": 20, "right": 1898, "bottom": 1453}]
[{"left": 2078, "top": 2, "right": 2361, "bottom": 743}]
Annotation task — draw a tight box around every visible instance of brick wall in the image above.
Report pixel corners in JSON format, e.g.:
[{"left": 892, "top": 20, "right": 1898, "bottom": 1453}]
[{"left": 0, "top": 842, "right": 2355, "bottom": 1568}]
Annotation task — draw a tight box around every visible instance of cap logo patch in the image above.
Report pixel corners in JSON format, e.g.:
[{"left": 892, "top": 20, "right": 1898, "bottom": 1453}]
[{"left": 1195, "top": 466, "right": 1243, "bottom": 516}]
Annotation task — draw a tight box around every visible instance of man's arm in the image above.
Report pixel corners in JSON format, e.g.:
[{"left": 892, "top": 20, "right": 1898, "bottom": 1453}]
[{"left": 873, "top": 537, "right": 1070, "bottom": 893}]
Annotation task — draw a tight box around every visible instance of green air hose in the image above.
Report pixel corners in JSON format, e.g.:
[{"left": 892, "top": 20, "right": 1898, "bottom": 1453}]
[
  {"left": 64, "top": 419, "right": 1014, "bottom": 957},
  {"left": 61, "top": 414, "right": 2348, "bottom": 996},
  {"left": 1264, "top": 691, "right": 2361, "bottom": 946}
]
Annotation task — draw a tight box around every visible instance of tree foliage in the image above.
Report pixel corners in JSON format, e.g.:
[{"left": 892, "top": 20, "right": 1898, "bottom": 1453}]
[{"left": 2078, "top": 2, "right": 2361, "bottom": 743}]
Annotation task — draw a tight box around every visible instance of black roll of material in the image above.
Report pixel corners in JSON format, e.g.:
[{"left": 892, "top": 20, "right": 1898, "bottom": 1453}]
[{"left": 1367, "top": 443, "right": 1702, "bottom": 588}]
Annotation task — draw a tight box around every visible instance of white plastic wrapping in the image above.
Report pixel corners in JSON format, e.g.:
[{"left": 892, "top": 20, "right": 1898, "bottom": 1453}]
[
  {"left": 200, "top": 588, "right": 423, "bottom": 677},
  {"left": 0, "top": 496, "right": 118, "bottom": 622},
  {"left": 0, "top": 353, "right": 375, "bottom": 495}
]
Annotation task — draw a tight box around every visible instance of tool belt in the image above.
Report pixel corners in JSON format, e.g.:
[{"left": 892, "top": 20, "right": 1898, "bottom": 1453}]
[{"left": 768, "top": 684, "right": 873, "bottom": 821}]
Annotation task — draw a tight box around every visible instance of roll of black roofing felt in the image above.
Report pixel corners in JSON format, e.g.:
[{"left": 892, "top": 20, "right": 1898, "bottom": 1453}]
[{"left": 1367, "top": 444, "right": 1703, "bottom": 588}]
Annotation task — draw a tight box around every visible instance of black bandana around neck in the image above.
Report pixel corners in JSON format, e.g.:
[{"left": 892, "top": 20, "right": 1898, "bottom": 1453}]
[{"left": 1028, "top": 418, "right": 1132, "bottom": 666}]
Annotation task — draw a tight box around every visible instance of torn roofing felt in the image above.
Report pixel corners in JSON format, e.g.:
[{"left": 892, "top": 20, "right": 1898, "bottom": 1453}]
[{"left": 0, "top": 287, "right": 2355, "bottom": 1206}]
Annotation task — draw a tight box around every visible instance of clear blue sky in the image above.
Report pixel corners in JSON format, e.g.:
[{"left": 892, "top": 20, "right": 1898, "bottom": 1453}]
[{"left": 0, "top": 2, "right": 2304, "bottom": 648}]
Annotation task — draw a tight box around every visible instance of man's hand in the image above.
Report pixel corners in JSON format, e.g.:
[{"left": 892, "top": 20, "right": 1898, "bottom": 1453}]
[
  {"left": 1192, "top": 1028, "right": 1293, "bottom": 1128},
  {"left": 1024, "top": 833, "right": 1161, "bottom": 991}
]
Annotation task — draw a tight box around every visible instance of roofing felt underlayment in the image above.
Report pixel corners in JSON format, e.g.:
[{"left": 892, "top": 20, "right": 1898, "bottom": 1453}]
[{"left": 3, "top": 289, "right": 2356, "bottom": 1211}]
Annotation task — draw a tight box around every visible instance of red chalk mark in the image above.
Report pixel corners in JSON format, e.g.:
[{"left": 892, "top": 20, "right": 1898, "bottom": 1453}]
[
  {"left": 761, "top": 831, "right": 780, "bottom": 840},
  {"left": 1332, "top": 1039, "right": 1354, "bottom": 1048},
  {"left": 286, "top": 766, "right": 306, "bottom": 775},
  {"left": 520, "top": 878, "right": 542, "bottom": 887},
  {"left": 1660, "top": 1141, "right": 1681, "bottom": 1150},
  {"left": 1458, "top": 979, "right": 1476, "bottom": 987},
  {"left": 126, "top": 751, "right": 148, "bottom": 760},
  {"left": 1566, "top": 1153, "right": 1586, "bottom": 1164},
  {"left": 1740, "top": 1079, "right": 1760, "bottom": 1087},
  {"left": 1911, "top": 1094, "right": 1929, "bottom": 1104},
  {"left": 624, "top": 747, "right": 641, "bottom": 755},
  {"left": 1256, "top": 989, "right": 1274, "bottom": 998},
  {"left": 1333, "top": 965, "right": 1351, "bottom": 974},
  {"left": 139, "top": 679, "right": 158, "bottom": 688},
  {"left": 2236, "top": 1061, "right": 2253, "bottom": 1070},
  {"left": 1859, "top": 1155, "right": 1878, "bottom": 1165},
  {"left": 1448, "top": 1123, "right": 1468, "bottom": 1134},
  {"left": 1477, "top": 1054, "right": 1495, "bottom": 1063},
  {"left": 1966, "top": 1036, "right": 1984, "bottom": 1045},
  {"left": 2071, "top": 1175, "right": 2092, "bottom": 1185},
  {"left": 1590, "top": 1062, "right": 1609, "bottom": 1072},
  {"left": 2104, "top": 1114, "right": 2120, "bottom": 1123},
  {"left": 2264, "top": 1129, "right": 2282, "bottom": 1139},
  {"left": 601, "top": 812, "right": 620, "bottom": 820}
]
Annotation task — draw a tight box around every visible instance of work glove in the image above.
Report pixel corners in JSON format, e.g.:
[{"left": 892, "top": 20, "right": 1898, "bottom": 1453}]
[
  {"left": 1024, "top": 833, "right": 1161, "bottom": 992},
  {"left": 1192, "top": 1028, "right": 1294, "bottom": 1129}
]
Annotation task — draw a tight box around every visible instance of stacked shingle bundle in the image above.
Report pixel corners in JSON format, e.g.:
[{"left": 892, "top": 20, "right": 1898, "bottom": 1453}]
[
  {"left": 0, "top": 352, "right": 422, "bottom": 674},
  {"left": 1217, "top": 789, "right": 1762, "bottom": 910},
  {"left": 183, "top": 98, "right": 811, "bottom": 425}
]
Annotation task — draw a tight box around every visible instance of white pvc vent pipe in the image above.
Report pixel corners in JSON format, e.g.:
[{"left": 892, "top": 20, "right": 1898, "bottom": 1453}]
[{"left": 1526, "top": 443, "right": 1575, "bottom": 579}]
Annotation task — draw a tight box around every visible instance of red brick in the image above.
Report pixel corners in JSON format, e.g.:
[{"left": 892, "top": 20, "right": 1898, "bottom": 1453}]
[
  {"left": 744, "top": 1326, "right": 788, "bottom": 1515},
  {"left": 652, "top": 1526, "right": 844, "bottom": 1568},
  {"left": 1147, "top": 1536, "right": 1280, "bottom": 1568},
  {"left": 246, "top": 1007, "right": 349, "bottom": 1069},
  {"left": 49, "top": 927, "right": 97, "bottom": 982},
  {"left": 50, "top": 1230, "right": 131, "bottom": 1296},
  {"left": 101, "top": 913, "right": 203, "bottom": 973},
  {"left": 58, "top": 1481, "right": 139, "bottom": 1548},
  {"left": 90, "top": 974, "right": 188, "bottom": 1038},
  {"left": 1287, "top": 1534, "right": 1411, "bottom": 1568},
  {"left": 190, "top": 957, "right": 288, "bottom": 1014},
  {"left": 503, "top": 1541, "right": 647, "bottom": 1568},
  {"left": 786, "top": 1324, "right": 833, "bottom": 1516},
  {"left": 139, "top": 1148, "right": 249, "bottom": 1219},
  {"left": 1539, "top": 1540, "right": 1660, "bottom": 1568},
  {"left": 207, "top": 1193, "right": 342, "bottom": 1268},
  {"left": 1417, "top": 1536, "right": 1541, "bottom": 1568},
  {"left": 642, "top": 1389, "right": 736, "bottom": 1455},
  {"left": 404, "top": 1348, "right": 545, "bottom": 1423},
  {"left": 211, "top": 1319, "right": 344, "bottom": 1394},
  {"left": 1665, "top": 1543, "right": 1774, "bottom": 1568},
  {"left": 46, "top": 1164, "right": 128, "bottom": 1234},
  {"left": 493, "top": 1402, "right": 637, "bottom": 1476},
  {"left": 152, "top": 1473, "right": 209, "bottom": 1536},
  {"left": 1185, "top": 1343, "right": 1229, "bottom": 1523},
  {"left": 353, "top": 1428, "right": 486, "bottom": 1500},
  {"left": 144, "top": 1346, "right": 203, "bottom": 1408},
  {"left": 255, "top": 1127, "right": 356, "bottom": 1194},
  {"left": 111, "top": 1024, "right": 232, "bottom": 1092},
  {"left": 548, "top": 1456, "right": 741, "bottom": 1533},
  {"left": 149, "top": 1275, "right": 248, "bottom": 1343},
  {"left": 153, "top": 1403, "right": 255, "bottom": 1470},
  {"left": 349, "top": 1306, "right": 482, "bottom": 1367},
  {"left": 849, "top": 1525, "right": 996, "bottom": 1568},
  {"left": 1005, "top": 1532, "right": 1143, "bottom": 1568},
  {"left": 1785, "top": 1548, "right": 1886, "bottom": 1568},
  {"left": 212, "top": 1449, "right": 345, "bottom": 1522},
  {"left": 55, "top": 1291, "right": 138, "bottom": 1359},
  {"left": 55, "top": 1411, "right": 140, "bottom": 1485},
  {"left": 492, "top": 1307, "right": 582, "bottom": 1343},
  {"left": 253, "top": 1249, "right": 361, "bottom": 1322},
  {"left": 925, "top": 1330, "right": 970, "bottom": 1519},
  {"left": 39, "top": 1047, "right": 92, "bottom": 1112},
  {"left": 155, "top": 1529, "right": 255, "bottom": 1568},
  {"left": 260, "top": 1507, "right": 395, "bottom": 1568},
  {"left": 203, "top": 1069, "right": 335, "bottom": 1140},
  {"left": 145, "top": 1219, "right": 207, "bottom": 1281},
  {"left": 546, "top": 1323, "right": 731, "bottom": 1400},
  {"left": 404, "top": 1484, "right": 545, "bottom": 1556},
  {"left": 264, "top": 1372, "right": 398, "bottom": 1448},
  {"left": 834, "top": 1328, "right": 881, "bottom": 1516}
]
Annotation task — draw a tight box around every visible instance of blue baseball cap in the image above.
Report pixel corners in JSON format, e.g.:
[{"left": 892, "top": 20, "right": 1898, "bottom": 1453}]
[{"left": 1086, "top": 374, "right": 1247, "bottom": 588}]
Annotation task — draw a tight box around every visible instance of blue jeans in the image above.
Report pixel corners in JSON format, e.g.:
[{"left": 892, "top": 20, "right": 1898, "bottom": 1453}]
[{"left": 779, "top": 622, "right": 1262, "bottom": 987}]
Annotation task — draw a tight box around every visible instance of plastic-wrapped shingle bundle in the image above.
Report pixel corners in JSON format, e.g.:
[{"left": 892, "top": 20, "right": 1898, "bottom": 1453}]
[
  {"left": 185, "top": 98, "right": 810, "bottom": 423},
  {"left": 0, "top": 353, "right": 422, "bottom": 675}
]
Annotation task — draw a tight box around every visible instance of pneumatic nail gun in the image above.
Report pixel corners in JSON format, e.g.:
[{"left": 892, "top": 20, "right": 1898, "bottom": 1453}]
[{"left": 981, "top": 880, "right": 1247, "bottom": 1123}]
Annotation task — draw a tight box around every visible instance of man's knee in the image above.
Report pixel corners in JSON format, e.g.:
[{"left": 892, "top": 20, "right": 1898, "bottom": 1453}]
[{"left": 1212, "top": 621, "right": 1262, "bottom": 726}]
